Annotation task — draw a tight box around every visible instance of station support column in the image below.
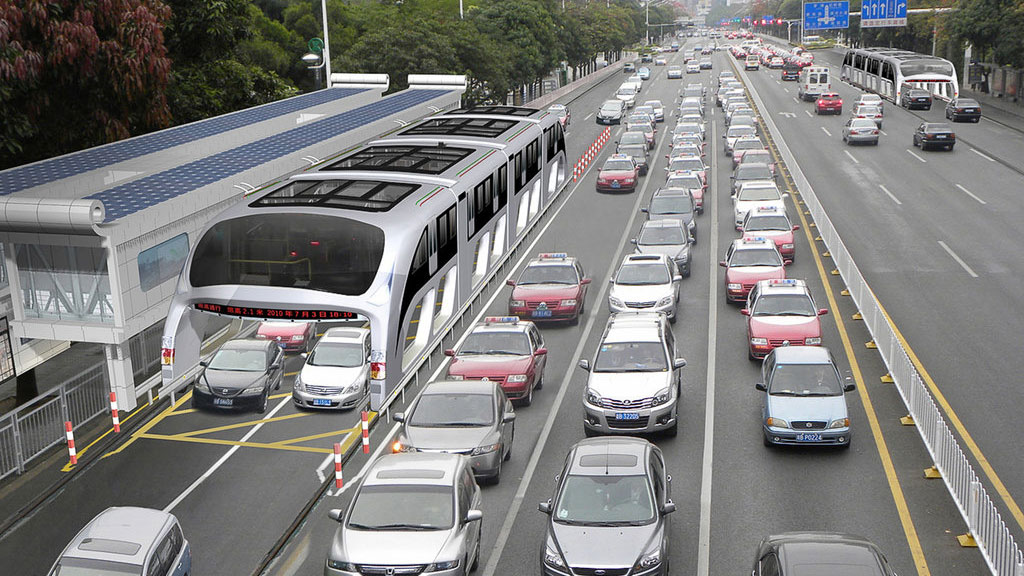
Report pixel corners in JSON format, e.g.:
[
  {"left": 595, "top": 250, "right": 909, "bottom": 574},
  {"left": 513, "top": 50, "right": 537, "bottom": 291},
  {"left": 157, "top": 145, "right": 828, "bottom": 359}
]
[{"left": 105, "top": 343, "right": 137, "bottom": 412}]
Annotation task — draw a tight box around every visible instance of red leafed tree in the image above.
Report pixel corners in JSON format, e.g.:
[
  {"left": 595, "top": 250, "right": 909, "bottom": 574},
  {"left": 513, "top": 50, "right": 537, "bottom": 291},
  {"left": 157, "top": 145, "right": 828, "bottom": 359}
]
[{"left": 0, "top": 0, "right": 172, "bottom": 169}]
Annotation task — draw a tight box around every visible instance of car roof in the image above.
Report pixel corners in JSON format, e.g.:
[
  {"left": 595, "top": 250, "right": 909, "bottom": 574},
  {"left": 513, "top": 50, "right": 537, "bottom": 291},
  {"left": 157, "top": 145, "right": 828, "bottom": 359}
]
[
  {"left": 769, "top": 532, "right": 885, "bottom": 575},
  {"left": 654, "top": 187, "right": 694, "bottom": 198},
  {"left": 568, "top": 437, "right": 652, "bottom": 476},
  {"left": 470, "top": 317, "right": 534, "bottom": 335},
  {"left": 756, "top": 278, "right": 810, "bottom": 296},
  {"left": 364, "top": 452, "right": 463, "bottom": 487},
  {"left": 733, "top": 236, "right": 777, "bottom": 250},
  {"left": 770, "top": 345, "right": 833, "bottom": 364},
  {"left": 221, "top": 338, "right": 274, "bottom": 351},
  {"left": 63, "top": 507, "right": 175, "bottom": 564},
  {"left": 604, "top": 311, "right": 666, "bottom": 342},
  {"left": 423, "top": 379, "right": 501, "bottom": 395},
  {"left": 642, "top": 218, "right": 684, "bottom": 229},
  {"left": 321, "top": 326, "right": 369, "bottom": 343}
]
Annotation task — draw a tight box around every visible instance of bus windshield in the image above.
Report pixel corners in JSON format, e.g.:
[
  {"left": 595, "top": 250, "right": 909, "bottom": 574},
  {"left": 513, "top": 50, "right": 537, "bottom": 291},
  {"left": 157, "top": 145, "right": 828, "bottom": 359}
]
[{"left": 900, "top": 60, "right": 955, "bottom": 78}]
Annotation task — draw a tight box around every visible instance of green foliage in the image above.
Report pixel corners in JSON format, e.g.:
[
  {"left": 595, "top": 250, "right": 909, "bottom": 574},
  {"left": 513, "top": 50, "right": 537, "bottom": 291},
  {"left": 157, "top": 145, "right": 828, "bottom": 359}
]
[
  {"left": 950, "top": 0, "right": 1024, "bottom": 67},
  {"left": 166, "top": 59, "right": 298, "bottom": 125}
]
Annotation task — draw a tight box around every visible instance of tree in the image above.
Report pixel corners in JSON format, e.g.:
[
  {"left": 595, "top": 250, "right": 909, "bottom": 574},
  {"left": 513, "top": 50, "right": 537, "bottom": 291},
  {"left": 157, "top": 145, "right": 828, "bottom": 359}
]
[
  {"left": 472, "top": 0, "right": 563, "bottom": 88},
  {"left": 0, "top": 0, "right": 173, "bottom": 168},
  {"left": 950, "top": 0, "right": 1024, "bottom": 67}
]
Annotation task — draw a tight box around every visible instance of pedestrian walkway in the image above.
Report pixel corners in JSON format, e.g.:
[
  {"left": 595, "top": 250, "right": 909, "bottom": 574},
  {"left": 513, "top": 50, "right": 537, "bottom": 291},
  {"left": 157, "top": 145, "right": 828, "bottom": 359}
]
[{"left": 959, "top": 86, "right": 1024, "bottom": 127}]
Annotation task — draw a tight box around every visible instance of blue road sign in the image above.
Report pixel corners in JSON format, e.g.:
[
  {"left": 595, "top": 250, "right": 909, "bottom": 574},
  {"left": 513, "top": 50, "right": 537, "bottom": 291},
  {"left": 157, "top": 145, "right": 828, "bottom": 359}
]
[
  {"left": 803, "top": 1, "right": 850, "bottom": 30},
  {"left": 861, "top": 0, "right": 907, "bottom": 27}
]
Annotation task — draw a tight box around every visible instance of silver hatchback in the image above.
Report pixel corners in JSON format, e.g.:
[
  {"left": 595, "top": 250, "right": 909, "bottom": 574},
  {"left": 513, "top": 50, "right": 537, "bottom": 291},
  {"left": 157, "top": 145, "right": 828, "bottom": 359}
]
[
  {"left": 50, "top": 507, "right": 190, "bottom": 576},
  {"left": 608, "top": 254, "right": 682, "bottom": 321}
]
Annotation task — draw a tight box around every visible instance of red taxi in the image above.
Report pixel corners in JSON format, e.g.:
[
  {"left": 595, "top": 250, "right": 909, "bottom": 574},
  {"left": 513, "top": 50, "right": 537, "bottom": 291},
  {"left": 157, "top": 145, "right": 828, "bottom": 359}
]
[
  {"left": 741, "top": 279, "right": 828, "bottom": 359},
  {"left": 507, "top": 253, "right": 590, "bottom": 322},
  {"left": 719, "top": 237, "right": 787, "bottom": 303},
  {"left": 815, "top": 92, "right": 843, "bottom": 115},
  {"left": 596, "top": 154, "right": 639, "bottom": 193},
  {"left": 255, "top": 321, "right": 316, "bottom": 353},
  {"left": 445, "top": 317, "right": 547, "bottom": 405},
  {"left": 739, "top": 206, "right": 798, "bottom": 263}
]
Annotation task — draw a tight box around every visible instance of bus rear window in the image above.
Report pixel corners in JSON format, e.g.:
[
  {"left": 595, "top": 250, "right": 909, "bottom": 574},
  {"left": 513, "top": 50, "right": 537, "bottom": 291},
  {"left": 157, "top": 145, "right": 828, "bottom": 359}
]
[{"left": 190, "top": 214, "right": 385, "bottom": 296}]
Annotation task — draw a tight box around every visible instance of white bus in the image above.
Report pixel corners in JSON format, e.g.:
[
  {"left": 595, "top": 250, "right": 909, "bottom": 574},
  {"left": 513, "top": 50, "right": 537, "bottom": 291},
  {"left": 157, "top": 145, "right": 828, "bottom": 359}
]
[{"left": 841, "top": 47, "right": 959, "bottom": 103}]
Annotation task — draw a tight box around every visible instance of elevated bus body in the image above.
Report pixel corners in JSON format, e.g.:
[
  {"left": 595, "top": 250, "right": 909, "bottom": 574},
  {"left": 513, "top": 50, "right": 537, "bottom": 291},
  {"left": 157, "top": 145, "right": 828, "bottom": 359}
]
[
  {"left": 841, "top": 47, "right": 959, "bottom": 103},
  {"left": 161, "top": 106, "right": 567, "bottom": 409}
]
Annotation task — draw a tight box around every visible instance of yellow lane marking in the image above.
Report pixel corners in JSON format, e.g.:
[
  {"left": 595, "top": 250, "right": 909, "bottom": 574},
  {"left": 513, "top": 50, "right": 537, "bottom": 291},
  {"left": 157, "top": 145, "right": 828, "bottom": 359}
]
[
  {"left": 138, "top": 433, "right": 333, "bottom": 454},
  {"left": 167, "top": 408, "right": 197, "bottom": 417},
  {"left": 174, "top": 412, "right": 310, "bottom": 438},
  {"left": 284, "top": 371, "right": 300, "bottom": 377},
  {"left": 270, "top": 392, "right": 291, "bottom": 399},
  {"left": 103, "top": 390, "right": 194, "bottom": 459},
  {"left": 763, "top": 110, "right": 931, "bottom": 573},
  {"left": 878, "top": 301, "right": 1024, "bottom": 532},
  {"left": 271, "top": 411, "right": 376, "bottom": 446},
  {"left": 61, "top": 401, "right": 151, "bottom": 472}
]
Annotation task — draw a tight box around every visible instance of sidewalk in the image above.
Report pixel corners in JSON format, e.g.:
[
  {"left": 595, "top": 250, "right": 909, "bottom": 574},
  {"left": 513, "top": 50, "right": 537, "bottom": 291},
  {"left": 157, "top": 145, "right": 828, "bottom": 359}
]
[{"left": 959, "top": 86, "right": 1024, "bottom": 126}]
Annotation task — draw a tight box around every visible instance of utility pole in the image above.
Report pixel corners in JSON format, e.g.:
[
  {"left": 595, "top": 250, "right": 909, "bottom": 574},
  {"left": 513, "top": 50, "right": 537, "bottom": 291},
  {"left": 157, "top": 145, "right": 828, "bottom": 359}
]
[
  {"left": 320, "top": 0, "right": 331, "bottom": 86},
  {"left": 646, "top": 1, "right": 650, "bottom": 45},
  {"left": 460, "top": 0, "right": 463, "bottom": 19}
]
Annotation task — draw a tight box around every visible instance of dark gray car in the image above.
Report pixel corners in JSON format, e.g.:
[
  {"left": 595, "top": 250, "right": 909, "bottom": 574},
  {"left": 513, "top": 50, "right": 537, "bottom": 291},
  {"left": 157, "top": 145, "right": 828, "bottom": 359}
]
[
  {"left": 539, "top": 437, "right": 675, "bottom": 576},
  {"left": 643, "top": 188, "right": 697, "bottom": 242},
  {"left": 752, "top": 532, "right": 898, "bottom": 575},
  {"left": 192, "top": 339, "right": 284, "bottom": 413}
]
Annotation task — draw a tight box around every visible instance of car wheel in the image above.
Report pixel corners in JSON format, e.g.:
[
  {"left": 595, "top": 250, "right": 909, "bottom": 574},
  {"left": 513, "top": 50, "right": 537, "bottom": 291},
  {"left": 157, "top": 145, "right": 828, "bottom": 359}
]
[
  {"left": 584, "top": 426, "right": 598, "bottom": 438},
  {"left": 663, "top": 420, "right": 678, "bottom": 438},
  {"left": 504, "top": 428, "right": 514, "bottom": 461},
  {"left": 947, "top": 144, "right": 954, "bottom": 151},
  {"left": 257, "top": 390, "right": 269, "bottom": 414},
  {"left": 471, "top": 541, "right": 481, "bottom": 572},
  {"left": 763, "top": 433, "right": 773, "bottom": 447},
  {"left": 520, "top": 384, "right": 533, "bottom": 407},
  {"left": 839, "top": 439, "right": 852, "bottom": 450},
  {"left": 973, "top": 117, "right": 980, "bottom": 123},
  {"left": 275, "top": 375, "right": 281, "bottom": 391}
]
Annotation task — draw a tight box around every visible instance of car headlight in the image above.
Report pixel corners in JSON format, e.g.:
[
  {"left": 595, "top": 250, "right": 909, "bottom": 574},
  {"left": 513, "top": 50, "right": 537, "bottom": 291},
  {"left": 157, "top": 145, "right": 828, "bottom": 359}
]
[
  {"left": 447, "top": 374, "right": 465, "bottom": 381},
  {"left": 656, "top": 296, "right": 673, "bottom": 307},
  {"left": 507, "top": 374, "right": 528, "bottom": 383},
  {"left": 543, "top": 546, "right": 566, "bottom": 568},
  {"left": 781, "top": 243, "right": 794, "bottom": 250},
  {"left": 609, "top": 296, "right": 624, "bottom": 307},
  {"left": 635, "top": 548, "right": 661, "bottom": 570},
  {"left": 766, "top": 417, "right": 789, "bottom": 428},
  {"left": 193, "top": 377, "right": 211, "bottom": 393},
  {"left": 651, "top": 387, "right": 671, "bottom": 406},
  {"left": 255, "top": 333, "right": 267, "bottom": 339},
  {"left": 585, "top": 388, "right": 602, "bottom": 406},
  {"left": 829, "top": 418, "right": 850, "bottom": 429},
  {"left": 327, "top": 559, "right": 358, "bottom": 571},
  {"left": 342, "top": 380, "right": 364, "bottom": 393},
  {"left": 509, "top": 299, "right": 525, "bottom": 308},
  {"left": 243, "top": 383, "right": 266, "bottom": 394},
  {"left": 291, "top": 334, "right": 304, "bottom": 341},
  {"left": 805, "top": 337, "right": 822, "bottom": 345},
  {"left": 560, "top": 299, "right": 578, "bottom": 307},
  {"left": 750, "top": 337, "right": 768, "bottom": 346},
  {"left": 472, "top": 443, "right": 501, "bottom": 456},
  {"left": 727, "top": 283, "right": 742, "bottom": 290},
  {"left": 426, "top": 559, "right": 461, "bottom": 572},
  {"left": 293, "top": 374, "right": 305, "bottom": 391}
]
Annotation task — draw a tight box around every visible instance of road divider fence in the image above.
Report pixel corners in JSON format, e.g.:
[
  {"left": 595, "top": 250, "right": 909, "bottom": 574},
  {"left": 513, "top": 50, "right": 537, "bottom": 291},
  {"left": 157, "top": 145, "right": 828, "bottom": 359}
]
[
  {"left": 64, "top": 422, "right": 76, "bottom": 466},
  {"left": 573, "top": 127, "right": 611, "bottom": 182}
]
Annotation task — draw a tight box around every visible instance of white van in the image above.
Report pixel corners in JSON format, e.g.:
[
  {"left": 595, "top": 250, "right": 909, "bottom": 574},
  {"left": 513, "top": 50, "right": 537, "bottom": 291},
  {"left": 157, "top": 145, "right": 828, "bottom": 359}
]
[
  {"left": 744, "top": 54, "right": 760, "bottom": 71},
  {"left": 798, "top": 66, "right": 831, "bottom": 101}
]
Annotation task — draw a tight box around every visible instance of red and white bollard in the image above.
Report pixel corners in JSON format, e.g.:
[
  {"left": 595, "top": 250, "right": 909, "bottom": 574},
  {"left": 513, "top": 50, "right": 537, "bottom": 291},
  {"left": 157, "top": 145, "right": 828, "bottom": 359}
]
[
  {"left": 361, "top": 411, "right": 370, "bottom": 454},
  {"left": 65, "top": 421, "right": 77, "bottom": 466},
  {"left": 334, "top": 442, "right": 343, "bottom": 489},
  {"left": 110, "top": 392, "right": 121, "bottom": 433}
]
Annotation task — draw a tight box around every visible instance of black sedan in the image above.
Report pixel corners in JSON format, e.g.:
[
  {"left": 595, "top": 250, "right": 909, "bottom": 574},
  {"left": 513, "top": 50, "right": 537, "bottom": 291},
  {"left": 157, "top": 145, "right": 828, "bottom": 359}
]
[
  {"left": 945, "top": 97, "right": 982, "bottom": 122},
  {"left": 752, "top": 532, "right": 898, "bottom": 576},
  {"left": 192, "top": 339, "right": 284, "bottom": 413},
  {"left": 900, "top": 88, "right": 932, "bottom": 110},
  {"left": 912, "top": 122, "right": 956, "bottom": 151}
]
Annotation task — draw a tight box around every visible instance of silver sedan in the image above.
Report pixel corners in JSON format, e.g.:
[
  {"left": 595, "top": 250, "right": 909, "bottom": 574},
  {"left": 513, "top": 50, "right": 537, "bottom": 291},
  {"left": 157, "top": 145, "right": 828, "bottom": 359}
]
[{"left": 842, "top": 118, "right": 880, "bottom": 146}]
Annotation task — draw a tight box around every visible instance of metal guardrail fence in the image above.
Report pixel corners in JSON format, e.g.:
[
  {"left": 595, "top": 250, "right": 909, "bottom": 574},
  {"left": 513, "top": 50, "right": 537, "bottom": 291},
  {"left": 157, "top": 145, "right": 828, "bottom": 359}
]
[
  {"left": 0, "top": 365, "right": 108, "bottom": 481},
  {"left": 747, "top": 66, "right": 1024, "bottom": 575}
]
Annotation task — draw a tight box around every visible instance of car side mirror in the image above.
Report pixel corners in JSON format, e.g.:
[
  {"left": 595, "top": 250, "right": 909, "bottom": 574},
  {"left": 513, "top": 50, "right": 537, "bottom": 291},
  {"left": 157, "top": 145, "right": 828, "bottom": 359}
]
[
  {"left": 674, "top": 358, "right": 687, "bottom": 369},
  {"left": 506, "top": 279, "right": 516, "bottom": 287},
  {"left": 328, "top": 509, "right": 344, "bottom": 522},
  {"left": 673, "top": 275, "right": 683, "bottom": 282},
  {"left": 719, "top": 260, "right": 727, "bottom": 267},
  {"left": 818, "top": 308, "right": 829, "bottom": 316},
  {"left": 199, "top": 360, "right": 208, "bottom": 367},
  {"left": 539, "top": 500, "right": 552, "bottom": 514},
  {"left": 300, "top": 352, "right": 308, "bottom": 359},
  {"left": 662, "top": 500, "right": 677, "bottom": 514},
  {"left": 270, "top": 363, "right": 281, "bottom": 371},
  {"left": 784, "top": 261, "right": 792, "bottom": 266},
  {"left": 630, "top": 238, "right": 638, "bottom": 244},
  {"left": 578, "top": 359, "right": 591, "bottom": 371},
  {"left": 581, "top": 278, "right": 592, "bottom": 285},
  {"left": 730, "top": 175, "right": 735, "bottom": 179},
  {"left": 792, "top": 225, "right": 800, "bottom": 231},
  {"left": 741, "top": 308, "right": 750, "bottom": 316},
  {"left": 536, "top": 347, "right": 548, "bottom": 356},
  {"left": 444, "top": 348, "right": 455, "bottom": 357},
  {"left": 465, "top": 510, "right": 483, "bottom": 523},
  {"left": 394, "top": 411, "right": 406, "bottom": 422},
  {"left": 755, "top": 382, "right": 767, "bottom": 391},
  {"left": 782, "top": 193, "right": 790, "bottom": 199},
  {"left": 844, "top": 382, "right": 857, "bottom": 393},
  {"left": 503, "top": 412, "right": 517, "bottom": 423}
]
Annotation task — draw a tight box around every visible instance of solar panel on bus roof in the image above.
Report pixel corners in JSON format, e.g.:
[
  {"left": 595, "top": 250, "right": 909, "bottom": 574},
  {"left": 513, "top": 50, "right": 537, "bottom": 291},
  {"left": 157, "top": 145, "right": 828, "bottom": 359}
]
[
  {"left": 249, "top": 179, "right": 420, "bottom": 211},
  {"left": 401, "top": 117, "right": 517, "bottom": 138},
  {"left": 321, "top": 145, "right": 473, "bottom": 175},
  {"left": 87, "top": 89, "right": 449, "bottom": 222},
  {"left": 446, "top": 106, "right": 538, "bottom": 117},
  {"left": 0, "top": 88, "right": 364, "bottom": 196}
]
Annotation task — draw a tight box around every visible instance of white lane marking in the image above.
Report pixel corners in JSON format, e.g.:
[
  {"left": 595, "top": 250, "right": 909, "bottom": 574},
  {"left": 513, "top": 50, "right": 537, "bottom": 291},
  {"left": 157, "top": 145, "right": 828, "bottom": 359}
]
[
  {"left": 583, "top": 112, "right": 594, "bottom": 121},
  {"left": 783, "top": 87, "right": 790, "bottom": 93},
  {"left": 844, "top": 150, "right": 859, "bottom": 164},
  {"left": 776, "top": 80, "right": 781, "bottom": 84},
  {"left": 481, "top": 124, "right": 666, "bottom": 576},
  {"left": 164, "top": 395, "right": 292, "bottom": 512},
  {"left": 971, "top": 148, "right": 995, "bottom": 162},
  {"left": 696, "top": 91, "right": 720, "bottom": 576},
  {"left": 879, "top": 184, "right": 902, "bottom": 205},
  {"left": 880, "top": 130, "right": 888, "bottom": 136},
  {"left": 794, "top": 97, "right": 801, "bottom": 103},
  {"left": 821, "top": 126, "right": 832, "bottom": 137},
  {"left": 805, "top": 110, "right": 813, "bottom": 117},
  {"left": 906, "top": 149, "right": 927, "bottom": 163},
  {"left": 938, "top": 240, "right": 979, "bottom": 278},
  {"left": 955, "top": 183, "right": 987, "bottom": 205}
]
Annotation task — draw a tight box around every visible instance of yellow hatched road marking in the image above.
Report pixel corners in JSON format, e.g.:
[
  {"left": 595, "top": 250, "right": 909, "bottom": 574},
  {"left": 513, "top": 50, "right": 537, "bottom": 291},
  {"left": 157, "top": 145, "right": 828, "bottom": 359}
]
[
  {"left": 174, "top": 412, "right": 310, "bottom": 438},
  {"left": 271, "top": 411, "right": 376, "bottom": 446},
  {"left": 102, "top": 390, "right": 194, "bottom": 459},
  {"left": 61, "top": 401, "right": 151, "bottom": 472},
  {"left": 138, "top": 433, "right": 333, "bottom": 454}
]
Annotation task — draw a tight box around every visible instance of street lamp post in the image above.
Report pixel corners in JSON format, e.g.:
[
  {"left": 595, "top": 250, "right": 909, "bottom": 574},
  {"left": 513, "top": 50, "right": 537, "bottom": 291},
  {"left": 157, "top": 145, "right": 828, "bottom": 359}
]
[
  {"left": 302, "top": 52, "right": 325, "bottom": 90},
  {"left": 320, "top": 0, "right": 331, "bottom": 86}
]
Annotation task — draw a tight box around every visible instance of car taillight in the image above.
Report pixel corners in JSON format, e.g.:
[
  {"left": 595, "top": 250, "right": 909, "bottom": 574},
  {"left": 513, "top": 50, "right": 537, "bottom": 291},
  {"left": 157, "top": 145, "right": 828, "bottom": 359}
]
[{"left": 872, "top": 130, "right": 879, "bottom": 134}]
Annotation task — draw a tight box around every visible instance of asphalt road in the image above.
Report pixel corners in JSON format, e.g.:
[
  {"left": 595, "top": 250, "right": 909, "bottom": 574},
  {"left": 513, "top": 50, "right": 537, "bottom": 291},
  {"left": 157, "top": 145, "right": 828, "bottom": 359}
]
[{"left": 0, "top": 37, "right": 1010, "bottom": 576}]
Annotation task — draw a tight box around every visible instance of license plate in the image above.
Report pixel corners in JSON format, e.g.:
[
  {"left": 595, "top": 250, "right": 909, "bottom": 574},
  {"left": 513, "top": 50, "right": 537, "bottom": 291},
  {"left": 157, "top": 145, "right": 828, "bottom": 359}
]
[
  {"left": 611, "top": 181, "right": 621, "bottom": 188},
  {"left": 615, "top": 412, "right": 640, "bottom": 420},
  {"left": 313, "top": 399, "right": 332, "bottom": 406},
  {"left": 796, "top": 433, "right": 822, "bottom": 442},
  {"left": 213, "top": 398, "right": 233, "bottom": 407},
  {"left": 532, "top": 309, "right": 553, "bottom": 318},
  {"left": 965, "top": 109, "right": 976, "bottom": 112},
  {"left": 936, "top": 135, "right": 947, "bottom": 139}
]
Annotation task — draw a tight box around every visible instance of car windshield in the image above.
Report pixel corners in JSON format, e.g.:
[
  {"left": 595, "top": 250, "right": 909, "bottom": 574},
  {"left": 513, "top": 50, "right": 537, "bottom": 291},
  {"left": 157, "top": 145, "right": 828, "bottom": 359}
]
[
  {"left": 594, "top": 341, "right": 668, "bottom": 372},
  {"left": 734, "top": 139, "right": 763, "bottom": 151},
  {"left": 549, "top": 106, "right": 567, "bottom": 117},
  {"left": 620, "top": 132, "right": 647, "bottom": 146},
  {"left": 309, "top": 342, "right": 365, "bottom": 368},
  {"left": 639, "top": 225, "right": 686, "bottom": 245},
  {"left": 49, "top": 558, "right": 143, "bottom": 576},
  {"left": 850, "top": 119, "right": 877, "bottom": 129},
  {"left": 736, "top": 165, "right": 774, "bottom": 181},
  {"left": 518, "top": 264, "right": 578, "bottom": 285},
  {"left": 744, "top": 215, "right": 790, "bottom": 231},
  {"left": 674, "top": 123, "right": 700, "bottom": 135},
  {"left": 644, "top": 101, "right": 663, "bottom": 109},
  {"left": 554, "top": 474, "right": 656, "bottom": 525},
  {"left": 603, "top": 160, "right": 634, "bottom": 172},
  {"left": 348, "top": 485, "right": 454, "bottom": 530},
  {"left": 410, "top": 393, "right": 495, "bottom": 426},
  {"left": 208, "top": 348, "right": 266, "bottom": 371},
  {"left": 601, "top": 102, "right": 622, "bottom": 113},
  {"left": 626, "top": 121, "right": 649, "bottom": 132},
  {"left": 620, "top": 145, "right": 646, "bottom": 159},
  {"left": 730, "top": 248, "right": 783, "bottom": 267},
  {"left": 957, "top": 99, "right": 979, "bottom": 107},
  {"left": 753, "top": 294, "right": 816, "bottom": 317},
  {"left": 617, "top": 87, "right": 635, "bottom": 96},
  {"left": 635, "top": 107, "right": 654, "bottom": 116},
  {"left": 685, "top": 88, "right": 702, "bottom": 98},
  {"left": 926, "top": 123, "right": 953, "bottom": 133},
  {"left": 459, "top": 332, "right": 531, "bottom": 356},
  {"left": 667, "top": 175, "right": 701, "bottom": 189},
  {"left": 768, "top": 363, "right": 843, "bottom": 396},
  {"left": 857, "top": 106, "right": 881, "bottom": 115},
  {"left": 671, "top": 158, "right": 703, "bottom": 171},
  {"left": 616, "top": 263, "right": 670, "bottom": 286},
  {"left": 650, "top": 195, "right": 693, "bottom": 215},
  {"left": 728, "top": 126, "right": 756, "bottom": 138}
]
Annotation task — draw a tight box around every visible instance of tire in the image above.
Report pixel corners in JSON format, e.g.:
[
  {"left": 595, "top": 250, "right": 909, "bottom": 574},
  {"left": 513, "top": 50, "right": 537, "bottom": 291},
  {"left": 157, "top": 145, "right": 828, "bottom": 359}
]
[
  {"left": 584, "top": 426, "right": 598, "bottom": 438},
  {"left": 520, "top": 384, "right": 533, "bottom": 407},
  {"left": 973, "top": 117, "right": 980, "bottom": 123},
  {"left": 947, "top": 144, "right": 954, "bottom": 151},
  {"left": 534, "top": 374, "right": 543, "bottom": 390},
  {"left": 873, "top": 140, "right": 879, "bottom": 146},
  {"left": 471, "top": 542, "right": 480, "bottom": 572},
  {"left": 839, "top": 439, "right": 852, "bottom": 450},
  {"left": 763, "top": 434, "right": 773, "bottom": 447},
  {"left": 256, "top": 390, "right": 269, "bottom": 414},
  {"left": 504, "top": 428, "right": 514, "bottom": 461},
  {"left": 663, "top": 420, "right": 678, "bottom": 438}
]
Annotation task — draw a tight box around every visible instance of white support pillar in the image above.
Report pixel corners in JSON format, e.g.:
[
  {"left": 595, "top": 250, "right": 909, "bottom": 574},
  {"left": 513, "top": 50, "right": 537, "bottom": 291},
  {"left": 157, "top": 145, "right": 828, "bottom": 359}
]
[{"left": 105, "top": 343, "right": 136, "bottom": 411}]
